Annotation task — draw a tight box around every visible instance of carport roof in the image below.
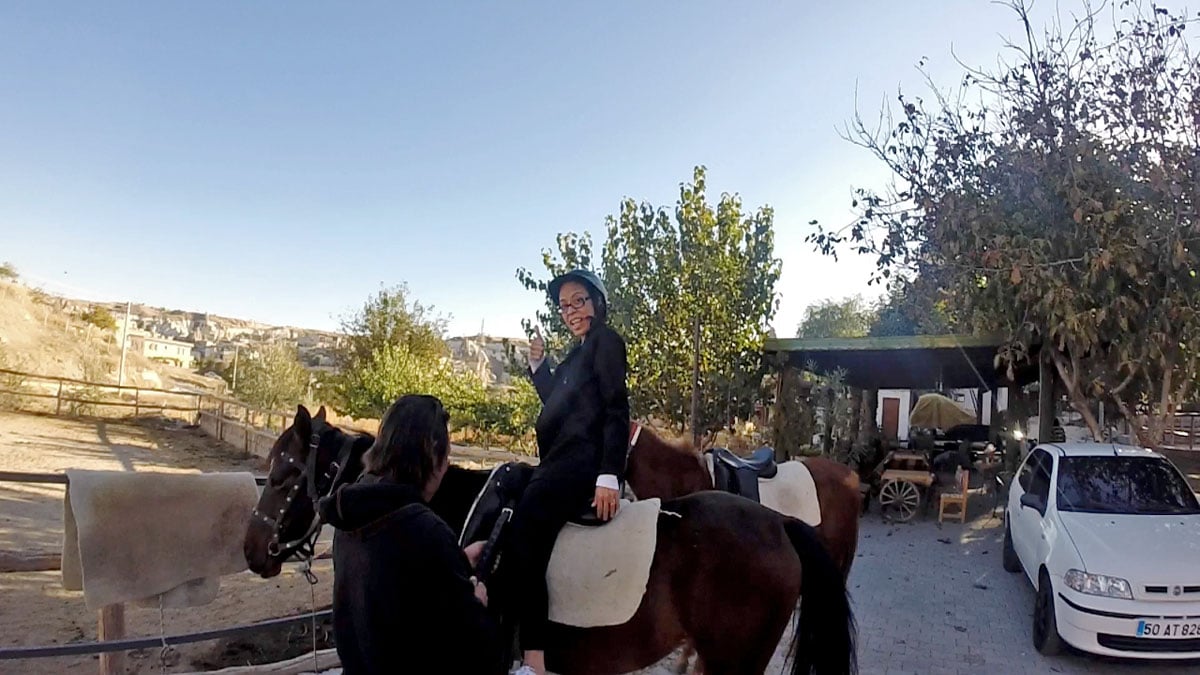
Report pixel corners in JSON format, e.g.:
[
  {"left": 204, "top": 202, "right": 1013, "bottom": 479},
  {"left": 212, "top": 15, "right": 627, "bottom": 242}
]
[{"left": 764, "top": 334, "right": 1039, "bottom": 390}]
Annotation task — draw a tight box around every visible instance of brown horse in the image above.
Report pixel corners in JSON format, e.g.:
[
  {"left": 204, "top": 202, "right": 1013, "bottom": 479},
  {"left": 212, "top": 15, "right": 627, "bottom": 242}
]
[
  {"left": 244, "top": 406, "right": 857, "bottom": 675},
  {"left": 624, "top": 425, "right": 863, "bottom": 675},
  {"left": 624, "top": 424, "right": 862, "bottom": 579}
]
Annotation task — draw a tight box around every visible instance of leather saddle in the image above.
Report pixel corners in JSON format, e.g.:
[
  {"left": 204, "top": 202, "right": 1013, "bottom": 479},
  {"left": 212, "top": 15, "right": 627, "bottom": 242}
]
[
  {"left": 707, "top": 447, "right": 778, "bottom": 504},
  {"left": 458, "top": 462, "right": 618, "bottom": 583}
]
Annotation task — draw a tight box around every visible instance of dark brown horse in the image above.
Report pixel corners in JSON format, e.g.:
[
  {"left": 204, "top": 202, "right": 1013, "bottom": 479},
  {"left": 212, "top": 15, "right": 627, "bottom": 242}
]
[
  {"left": 624, "top": 424, "right": 862, "bottom": 580},
  {"left": 244, "top": 406, "right": 857, "bottom": 675}
]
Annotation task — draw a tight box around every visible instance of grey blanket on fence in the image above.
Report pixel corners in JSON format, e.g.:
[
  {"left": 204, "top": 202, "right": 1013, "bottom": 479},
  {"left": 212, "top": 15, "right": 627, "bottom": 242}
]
[{"left": 62, "top": 469, "right": 258, "bottom": 610}]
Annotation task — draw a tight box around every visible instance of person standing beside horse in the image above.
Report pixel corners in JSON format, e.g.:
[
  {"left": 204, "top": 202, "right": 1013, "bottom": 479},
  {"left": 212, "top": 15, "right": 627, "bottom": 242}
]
[
  {"left": 506, "top": 269, "right": 630, "bottom": 675},
  {"left": 317, "top": 395, "right": 504, "bottom": 675}
]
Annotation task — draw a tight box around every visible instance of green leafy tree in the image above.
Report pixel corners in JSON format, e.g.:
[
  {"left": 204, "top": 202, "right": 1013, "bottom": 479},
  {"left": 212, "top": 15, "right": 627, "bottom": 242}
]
[
  {"left": 337, "top": 341, "right": 486, "bottom": 425},
  {"left": 337, "top": 284, "right": 447, "bottom": 369},
  {"left": 807, "top": 1, "right": 1200, "bottom": 446},
  {"left": 797, "top": 295, "right": 876, "bottom": 339},
  {"left": 80, "top": 306, "right": 118, "bottom": 332},
  {"left": 333, "top": 283, "right": 452, "bottom": 415},
  {"left": 518, "top": 166, "right": 781, "bottom": 431},
  {"left": 231, "top": 343, "right": 310, "bottom": 410},
  {"left": 467, "top": 379, "right": 542, "bottom": 453},
  {"left": 868, "top": 277, "right": 955, "bottom": 337}
]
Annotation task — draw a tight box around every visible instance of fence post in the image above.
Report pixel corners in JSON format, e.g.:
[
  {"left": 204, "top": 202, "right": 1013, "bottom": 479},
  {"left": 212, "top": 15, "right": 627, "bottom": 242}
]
[
  {"left": 195, "top": 394, "right": 203, "bottom": 425},
  {"left": 133, "top": 388, "right": 140, "bottom": 417},
  {"left": 97, "top": 603, "right": 125, "bottom": 675},
  {"left": 217, "top": 400, "right": 225, "bottom": 442},
  {"left": 55, "top": 381, "right": 64, "bottom": 416}
]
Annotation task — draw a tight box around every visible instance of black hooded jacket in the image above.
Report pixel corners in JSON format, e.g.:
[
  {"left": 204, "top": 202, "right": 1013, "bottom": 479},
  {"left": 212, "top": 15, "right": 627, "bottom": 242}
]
[
  {"left": 530, "top": 322, "right": 630, "bottom": 479},
  {"left": 318, "top": 476, "right": 502, "bottom": 675}
]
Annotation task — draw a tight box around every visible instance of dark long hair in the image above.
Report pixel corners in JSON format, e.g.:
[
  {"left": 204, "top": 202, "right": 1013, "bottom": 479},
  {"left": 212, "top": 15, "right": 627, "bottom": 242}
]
[{"left": 365, "top": 394, "right": 450, "bottom": 486}]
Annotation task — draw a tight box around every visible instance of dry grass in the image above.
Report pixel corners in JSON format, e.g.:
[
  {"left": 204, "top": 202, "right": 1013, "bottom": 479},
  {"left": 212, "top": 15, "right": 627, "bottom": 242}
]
[{"left": 0, "top": 282, "right": 182, "bottom": 389}]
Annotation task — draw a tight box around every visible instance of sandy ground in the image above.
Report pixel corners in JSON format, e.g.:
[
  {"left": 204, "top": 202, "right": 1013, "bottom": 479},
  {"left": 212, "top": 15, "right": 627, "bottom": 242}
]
[{"left": 0, "top": 411, "right": 714, "bottom": 675}]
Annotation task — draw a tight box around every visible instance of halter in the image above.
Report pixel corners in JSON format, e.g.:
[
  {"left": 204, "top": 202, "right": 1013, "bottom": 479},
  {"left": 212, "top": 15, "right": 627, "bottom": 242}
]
[{"left": 252, "top": 422, "right": 359, "bottom": 561}]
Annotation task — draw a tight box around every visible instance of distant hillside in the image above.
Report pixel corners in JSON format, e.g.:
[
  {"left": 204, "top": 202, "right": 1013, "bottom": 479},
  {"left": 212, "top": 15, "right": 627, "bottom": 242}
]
[
  {"left": 446, "top": 334, "right": 530, "bottom": 386},
  {"left": 0, "top": 280, "right": 220, "bottom": 391},
  {"left": 0, "top": 278, "right": 527, "bottom": 391}
]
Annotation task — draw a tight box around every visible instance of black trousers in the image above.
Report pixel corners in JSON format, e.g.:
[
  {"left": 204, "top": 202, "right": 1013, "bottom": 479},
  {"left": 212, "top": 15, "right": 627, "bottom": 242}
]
[{"left": 505, "top": 457, "right": 595, "bottom": 651}]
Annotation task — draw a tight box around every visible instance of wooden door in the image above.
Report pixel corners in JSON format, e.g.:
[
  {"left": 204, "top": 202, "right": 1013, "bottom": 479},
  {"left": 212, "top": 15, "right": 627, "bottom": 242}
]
[{"left": 882, "top": 397, "right": 901, "bottom": 441}]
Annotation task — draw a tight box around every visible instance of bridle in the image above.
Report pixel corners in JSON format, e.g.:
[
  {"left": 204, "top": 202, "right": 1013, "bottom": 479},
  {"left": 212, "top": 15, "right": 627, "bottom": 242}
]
[{"left": 252, "top": 422, "right": 361, "bottom": 561}]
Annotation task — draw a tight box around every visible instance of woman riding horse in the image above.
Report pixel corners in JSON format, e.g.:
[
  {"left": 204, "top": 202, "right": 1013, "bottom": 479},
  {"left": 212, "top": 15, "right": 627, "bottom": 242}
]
[{"left": 502, "top": 269, "right": 629, "bottom": 675}]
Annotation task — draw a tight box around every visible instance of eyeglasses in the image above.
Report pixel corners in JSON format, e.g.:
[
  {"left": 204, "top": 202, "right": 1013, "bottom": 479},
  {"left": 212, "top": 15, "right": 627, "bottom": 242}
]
[{"left": 558, "top": 296, "right": 591, "bottom": 313}]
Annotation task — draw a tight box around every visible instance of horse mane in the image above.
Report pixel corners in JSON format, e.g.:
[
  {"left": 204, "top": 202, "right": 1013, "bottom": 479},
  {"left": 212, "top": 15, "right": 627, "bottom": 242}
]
[{"left": 637, "top": 424, "right": 717, "bottom": 457}]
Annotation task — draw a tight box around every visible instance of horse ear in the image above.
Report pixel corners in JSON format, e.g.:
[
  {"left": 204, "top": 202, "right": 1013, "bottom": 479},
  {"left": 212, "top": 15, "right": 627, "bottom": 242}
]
[
  {"left": 314, "top": 406, "right": 327, "bottom": 422},
  {"left": 293, "top": 405, "right": 312, "bottom": 436}
]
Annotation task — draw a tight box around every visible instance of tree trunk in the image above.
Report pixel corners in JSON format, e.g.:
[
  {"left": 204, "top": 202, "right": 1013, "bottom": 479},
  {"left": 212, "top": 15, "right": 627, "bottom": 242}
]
[
  {"left": 1049, "top": 349, "right": 1102, "bottom": 440},
  {"left": 858, "top": 388, "right": 879, "bottom": 444}
]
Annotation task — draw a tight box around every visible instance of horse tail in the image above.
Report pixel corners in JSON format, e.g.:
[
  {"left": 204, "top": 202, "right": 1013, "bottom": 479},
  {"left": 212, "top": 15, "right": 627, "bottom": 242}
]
[{"left": 784, "top": 517, "right": 857, "bottom": 675}]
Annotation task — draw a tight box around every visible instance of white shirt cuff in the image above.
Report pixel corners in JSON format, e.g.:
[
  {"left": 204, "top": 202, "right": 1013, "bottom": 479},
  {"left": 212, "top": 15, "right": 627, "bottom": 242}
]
[
  {"left": 528, "top": 355, "right": 545, "bottom": 373},
  {"left": 595, "top": 474, "right": 620, "bottom": 491}
]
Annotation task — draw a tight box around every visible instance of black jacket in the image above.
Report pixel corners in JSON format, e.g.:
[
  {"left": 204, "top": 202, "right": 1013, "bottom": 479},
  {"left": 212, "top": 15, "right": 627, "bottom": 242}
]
[
  {"left": 319, "top": 476, "right": 502, "bottom": 675},
  {"left": 530, "top": 322, "right": 630, "bottom": 479}
]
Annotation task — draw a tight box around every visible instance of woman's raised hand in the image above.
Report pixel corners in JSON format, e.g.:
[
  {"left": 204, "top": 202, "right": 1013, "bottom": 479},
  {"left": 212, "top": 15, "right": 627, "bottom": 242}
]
[{"left": 530, "top": 326, "right": 545, "bottom": 362}]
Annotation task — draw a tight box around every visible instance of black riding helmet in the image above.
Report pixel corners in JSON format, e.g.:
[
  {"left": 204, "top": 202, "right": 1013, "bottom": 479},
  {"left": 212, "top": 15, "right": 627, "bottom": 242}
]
[{"left": 547, "top": 269, "right": 609, "bottom": 322}]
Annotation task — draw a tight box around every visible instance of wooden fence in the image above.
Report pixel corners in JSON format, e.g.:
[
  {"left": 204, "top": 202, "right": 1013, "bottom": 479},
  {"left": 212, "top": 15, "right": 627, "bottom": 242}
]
[{"left": 0, "top": 367, "right": 535, "bottom": 463}]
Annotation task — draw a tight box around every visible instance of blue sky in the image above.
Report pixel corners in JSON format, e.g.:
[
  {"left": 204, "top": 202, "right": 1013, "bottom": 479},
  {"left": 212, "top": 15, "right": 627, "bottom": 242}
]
[{"left": 1, "top": 2, "right": 1060, "bottom": 337}]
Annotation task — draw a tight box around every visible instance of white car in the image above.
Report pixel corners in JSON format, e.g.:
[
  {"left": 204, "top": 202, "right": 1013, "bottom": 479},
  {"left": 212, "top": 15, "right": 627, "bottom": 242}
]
[{"left": 1004, "top": 442, "right": 1200, "bottom": 659}]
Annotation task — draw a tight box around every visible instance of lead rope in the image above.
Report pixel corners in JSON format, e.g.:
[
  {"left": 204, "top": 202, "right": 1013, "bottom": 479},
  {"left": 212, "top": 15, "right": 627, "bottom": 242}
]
[
  {"left": 301, "top": 555, "right": 319, "bottom": 673},
  {"left": 157, "top": 594, "right": 173, "bottom": 673}
]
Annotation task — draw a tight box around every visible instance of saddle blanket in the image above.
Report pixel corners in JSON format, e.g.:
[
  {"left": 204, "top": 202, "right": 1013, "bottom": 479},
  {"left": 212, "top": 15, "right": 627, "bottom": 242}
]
[
  {"left": 705, "top": 455, "right": 822, "bottom": 526},
  {"left": 760, "top": 461, "right": 822, "bottom": 527},
  {"left": 63, "top": 469, "right": 258, "bottom": 610},
  {"left": 547, "top": 497, "right": 660, "bottom": 628}
]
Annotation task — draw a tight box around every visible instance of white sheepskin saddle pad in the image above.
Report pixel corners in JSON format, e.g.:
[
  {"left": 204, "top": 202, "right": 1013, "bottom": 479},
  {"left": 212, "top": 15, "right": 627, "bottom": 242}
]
[
  {"left": 704, "top": 455, "right": 822, "bottom": 526},
  {"left": 546, "top": 497, "right": 660, "bottom": 628},
  {"left": 760, "top": 461, "right": 822, "bottom": 527},
  {"left": 62, "top": 469, "right": 258, "bottom": 610}
]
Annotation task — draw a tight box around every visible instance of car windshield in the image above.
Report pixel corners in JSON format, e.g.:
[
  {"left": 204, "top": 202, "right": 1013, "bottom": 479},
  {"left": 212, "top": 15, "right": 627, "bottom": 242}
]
[{"left": 1056, "top": 456, "right": 1200, "bottom": 515}]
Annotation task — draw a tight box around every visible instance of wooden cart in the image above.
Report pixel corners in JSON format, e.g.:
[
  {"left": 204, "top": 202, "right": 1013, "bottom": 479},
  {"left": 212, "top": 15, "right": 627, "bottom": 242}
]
[{"left": 875, "top": 452, "right": 937, "bottom": 522}]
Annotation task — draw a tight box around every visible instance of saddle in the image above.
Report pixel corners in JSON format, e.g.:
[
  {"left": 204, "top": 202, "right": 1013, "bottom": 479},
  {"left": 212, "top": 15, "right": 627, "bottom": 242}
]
[
  {"left": 458, "top": 462, "right": 618, "bottom": 582},
  {"left": 707, "top": 446, "right": 778, "bottom": 504}
]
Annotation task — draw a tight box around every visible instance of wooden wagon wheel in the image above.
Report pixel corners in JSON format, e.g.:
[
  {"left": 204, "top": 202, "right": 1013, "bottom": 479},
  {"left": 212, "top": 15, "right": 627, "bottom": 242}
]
[{"left": 879, "top": 479, "right": 921, "bottom": 522}]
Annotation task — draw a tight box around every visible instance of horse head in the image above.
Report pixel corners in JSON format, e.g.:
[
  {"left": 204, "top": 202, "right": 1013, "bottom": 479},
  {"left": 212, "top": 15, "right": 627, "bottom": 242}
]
[
  {"left": 243, "top": 404, "right": 371, "bottom": 578},
  {"left": 624, "top": 423, "right": 713, "bottom": 501}
]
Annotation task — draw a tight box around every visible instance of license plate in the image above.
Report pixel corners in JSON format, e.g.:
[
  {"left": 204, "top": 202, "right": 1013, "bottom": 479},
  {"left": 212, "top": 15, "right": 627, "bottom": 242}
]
[{"left": 1136, "top": 620, "right": 1200, "bottom": 638}]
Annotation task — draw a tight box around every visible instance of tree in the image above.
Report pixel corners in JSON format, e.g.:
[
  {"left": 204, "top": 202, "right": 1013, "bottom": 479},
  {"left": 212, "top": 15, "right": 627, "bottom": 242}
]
[
  {"left": 518, "top": 166, "right": 781, "bottom": 431},
  {"left": 796, "top": 295, "right": 876, "bottom": 339},
  {"left": 80, "top": 306, "right": 118, "bottom": 332},
  {"left": 0, "top": 262, "right": 16, "bottom": 281},
  {"left": 230, "top": 343, "right": 310, "bottom": 410},
  {"left": 868, "top": 277, "right": 955, "bottom": 337},
  {"left": 336, "top": 341, "right": 487, "bottom": 425},
  {"left": 337, "top": 284, "right": 447, "bottom": 369},
  {"left": 807, "top": 1, "right": 1200, "bottom": 446},
  {"left": 333, "top": 283, "right": 451, "bottom": 414}
]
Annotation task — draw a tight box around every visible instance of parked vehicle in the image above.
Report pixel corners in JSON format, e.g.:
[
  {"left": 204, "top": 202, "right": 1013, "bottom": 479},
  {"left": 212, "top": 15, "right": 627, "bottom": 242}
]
[{"left": 1004, "top": 443, "right": 1200, "bottom": 659}]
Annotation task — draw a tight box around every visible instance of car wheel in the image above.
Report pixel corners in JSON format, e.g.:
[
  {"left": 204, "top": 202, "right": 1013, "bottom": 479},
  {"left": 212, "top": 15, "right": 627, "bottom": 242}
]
[
  {"left": 1033, "top": 570, "right": 1064, "bottom": 655},
  {"left": 1002, "top": 520, "right": 1020, "bottom": 573}
]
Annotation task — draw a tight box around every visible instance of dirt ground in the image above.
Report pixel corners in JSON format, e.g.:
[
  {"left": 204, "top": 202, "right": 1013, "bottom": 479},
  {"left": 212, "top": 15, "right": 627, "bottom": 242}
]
[{"left": 0, "top": 411, "right": 338, "bottom": 674}]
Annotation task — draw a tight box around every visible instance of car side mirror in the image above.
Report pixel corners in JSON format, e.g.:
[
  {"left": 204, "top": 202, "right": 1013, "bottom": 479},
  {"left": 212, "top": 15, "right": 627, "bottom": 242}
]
[{"left": 1020, "top": 492, "right": 1045, "bottom": 514}]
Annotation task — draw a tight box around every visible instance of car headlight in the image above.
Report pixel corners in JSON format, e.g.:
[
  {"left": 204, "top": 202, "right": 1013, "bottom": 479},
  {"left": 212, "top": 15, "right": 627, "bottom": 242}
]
[{"left": 1064, "top": 569, "right": 1133, "bottom": 599}]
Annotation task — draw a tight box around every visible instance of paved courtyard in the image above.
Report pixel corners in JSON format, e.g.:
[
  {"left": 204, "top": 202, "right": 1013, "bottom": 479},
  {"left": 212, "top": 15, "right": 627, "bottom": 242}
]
[{"left": 849, "top": 503, "right": 1200, "bottom": 675}]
